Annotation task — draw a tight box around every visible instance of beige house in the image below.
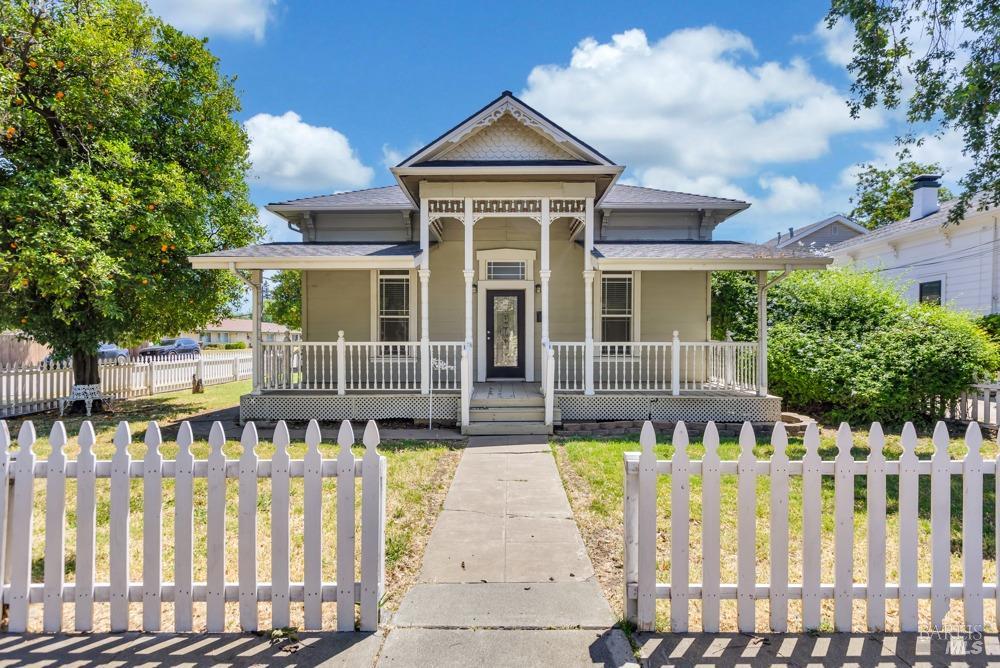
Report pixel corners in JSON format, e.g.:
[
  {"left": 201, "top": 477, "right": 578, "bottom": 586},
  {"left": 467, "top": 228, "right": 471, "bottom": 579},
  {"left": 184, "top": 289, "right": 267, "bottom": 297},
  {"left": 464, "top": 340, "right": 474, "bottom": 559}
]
[
  {"left": 181, "top": 318, "right": 301, "bottom": 347},
  {"left": 764, "top": 214, "right": 867, "bottom": 250},
  {"left": 190, "top": 91, "right": 829, "bottom": 433}
]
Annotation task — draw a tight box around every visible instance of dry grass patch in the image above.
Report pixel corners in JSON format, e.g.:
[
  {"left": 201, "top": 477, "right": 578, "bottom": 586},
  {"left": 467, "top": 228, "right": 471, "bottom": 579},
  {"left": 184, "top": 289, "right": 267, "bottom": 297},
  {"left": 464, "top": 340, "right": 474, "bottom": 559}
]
[
  {"left": 553, "top": 426, "right": 999, "bottom": 634},
  {"left": 3, "top": 382, "right": 462, "bottom": 632}
]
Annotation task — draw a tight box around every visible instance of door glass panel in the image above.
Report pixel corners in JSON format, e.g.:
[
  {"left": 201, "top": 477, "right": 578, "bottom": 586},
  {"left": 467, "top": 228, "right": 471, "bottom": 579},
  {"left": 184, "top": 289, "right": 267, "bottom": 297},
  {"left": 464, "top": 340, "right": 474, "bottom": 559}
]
[{"left": 492, "top": 295, "right": 519, "bottom": 368}]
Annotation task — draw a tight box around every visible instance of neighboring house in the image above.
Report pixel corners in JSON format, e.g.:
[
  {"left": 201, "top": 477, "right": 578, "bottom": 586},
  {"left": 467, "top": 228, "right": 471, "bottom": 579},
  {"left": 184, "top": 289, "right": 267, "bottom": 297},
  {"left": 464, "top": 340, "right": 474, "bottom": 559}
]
[
  {"left": 190, "top": 91, "right": 829, "bottom": 432},
  {"left": 0, "top": 331, "right": 51, "bottom": 366},
  {"left": 830, "top": 175, "right": 1000, "bottom": 314},
  {"left": 763, "top": 214, "right": 867, "bottom": 250},
  {"left": 181, "top": 318, "right": 301, "bottom": 347}
]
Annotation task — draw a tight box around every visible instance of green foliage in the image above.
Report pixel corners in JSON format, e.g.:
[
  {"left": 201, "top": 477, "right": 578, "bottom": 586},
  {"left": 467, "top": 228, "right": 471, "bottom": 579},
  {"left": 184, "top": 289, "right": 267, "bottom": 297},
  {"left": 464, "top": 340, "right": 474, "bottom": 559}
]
[
  {"left": 977, "top": 314, "right": 1000, "bottom": 345},
  {"left": 0, "top": 1, "right": 261, "bottom": 382},
  {"left": 850, "top": 160, "right": 953, "bottom": 229},
  {"left": 825, "top": 0, "right": 999, "bottom": 224},
  {"left": 264, "top": 270, "right": 301, "bottom": 330},
  {"left": 223, "top": 341, "right": 246, "bottom": 349},
  {"left": 709, "top": 271, "right": 757, "bottom": 341},
  {"left": 712, "top": 269, "right": 998, "bottom": 424}
]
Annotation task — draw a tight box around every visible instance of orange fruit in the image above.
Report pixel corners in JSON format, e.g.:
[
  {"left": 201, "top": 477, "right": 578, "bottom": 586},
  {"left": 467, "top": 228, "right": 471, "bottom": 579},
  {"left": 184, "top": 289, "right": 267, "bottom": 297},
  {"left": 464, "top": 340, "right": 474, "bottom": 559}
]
[
  {"left": 55, "top": 60, "right": 64, "bottom": 70},
  {"left": 141, "top": 278, "right": 148, "bottom": 285},
  {"left": 54, "top": 91, "right": 64, "bottom": 100}
]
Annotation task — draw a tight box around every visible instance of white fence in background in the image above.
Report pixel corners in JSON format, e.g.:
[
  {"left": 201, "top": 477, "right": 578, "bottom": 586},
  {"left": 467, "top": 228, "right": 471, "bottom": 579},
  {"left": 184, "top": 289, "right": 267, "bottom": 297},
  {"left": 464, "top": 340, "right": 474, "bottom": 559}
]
[
  {"left": 625, "top": 419, "right": 994, "bottom": 634},
  {"left": 0, "top": 351, "right": 252, "bottom": 418},
  {"left": 0, "top": 417, "right": 386, "bottom": 634},
  {"left": 548, "top": 334, "right": 758, "bottom": 394},
  {"left": 949, "top": 383, "right": 1000, "bottom": 427},
  {"left": 260, "top": 336, "right": 464, "bottom": 393}
]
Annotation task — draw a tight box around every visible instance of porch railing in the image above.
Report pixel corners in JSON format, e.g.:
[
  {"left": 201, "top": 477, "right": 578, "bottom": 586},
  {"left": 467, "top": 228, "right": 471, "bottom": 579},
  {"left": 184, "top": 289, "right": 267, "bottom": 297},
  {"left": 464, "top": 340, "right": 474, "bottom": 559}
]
[
  {"left": 260, "top": 337, "right": 465, "bottom": 393},
  {"left": 549, "top": 333, "right": 758, "bottom": 395}
]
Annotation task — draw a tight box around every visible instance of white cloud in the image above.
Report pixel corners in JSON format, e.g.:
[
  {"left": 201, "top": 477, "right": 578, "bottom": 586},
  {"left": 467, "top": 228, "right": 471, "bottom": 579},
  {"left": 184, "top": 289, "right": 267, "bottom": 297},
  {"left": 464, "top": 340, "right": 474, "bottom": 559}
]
[
  {"left": 813, "top": 18, "right": 854, "bottom": 68},
  {"left": 381, "top": 144, "right": 404, "bottom": 170},
  {"left": 146, "top": 0, "right": 276, "bottom": 41},
  {"left": 245, "top": 111, "right": 373, "bottom": 191},
  {"left": 520, "top": 27, "right": 883, "bottom": 204},
  {"left": 755, "top": 175, "right": 823, "bottom": 213},
  {"left": 842, "top": 129, "right": 973, "bottom": 192}
]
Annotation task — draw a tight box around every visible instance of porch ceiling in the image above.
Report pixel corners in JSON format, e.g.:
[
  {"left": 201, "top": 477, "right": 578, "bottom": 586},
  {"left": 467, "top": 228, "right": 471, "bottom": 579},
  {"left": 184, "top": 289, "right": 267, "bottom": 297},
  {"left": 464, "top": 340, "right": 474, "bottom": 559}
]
[
  {"left": 188, "top": 241, "right": 422, "bottom": 270},
  {"left": 589, "top": 240, "right": 831, "bottom": 271}
]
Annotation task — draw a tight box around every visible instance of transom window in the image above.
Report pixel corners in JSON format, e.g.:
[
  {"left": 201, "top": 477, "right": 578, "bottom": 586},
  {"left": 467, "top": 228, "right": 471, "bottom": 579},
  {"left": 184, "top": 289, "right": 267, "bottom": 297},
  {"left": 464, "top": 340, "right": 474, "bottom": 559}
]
[
  {"left": 378, "top": 270, "right": 410, "bottom": 342},
  {"left": 487, "top": 261, "right": 526, "bottom": 280},
  {"left": 601, "top": 273, "right": 633, "bottom": 342}
]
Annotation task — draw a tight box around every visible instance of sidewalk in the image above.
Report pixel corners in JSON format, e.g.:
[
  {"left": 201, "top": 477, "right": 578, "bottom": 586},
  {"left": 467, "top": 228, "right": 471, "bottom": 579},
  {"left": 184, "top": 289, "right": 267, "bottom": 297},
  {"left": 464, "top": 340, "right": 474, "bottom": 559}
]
[{"left": 376, "top": 436, "right": 632, "bottom": 667}]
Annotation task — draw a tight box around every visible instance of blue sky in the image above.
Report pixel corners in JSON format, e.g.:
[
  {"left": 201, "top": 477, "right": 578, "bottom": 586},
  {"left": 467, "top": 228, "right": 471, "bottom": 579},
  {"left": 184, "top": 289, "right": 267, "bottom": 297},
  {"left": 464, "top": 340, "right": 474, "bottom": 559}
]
[{"left": 148, "top": 0, "right": 970, "bottom": 243}]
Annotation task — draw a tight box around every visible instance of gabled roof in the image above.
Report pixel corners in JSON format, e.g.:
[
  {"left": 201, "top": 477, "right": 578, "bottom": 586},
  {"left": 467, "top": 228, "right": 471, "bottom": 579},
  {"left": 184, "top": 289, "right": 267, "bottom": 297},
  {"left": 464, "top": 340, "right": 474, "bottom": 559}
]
[
  {"left": 763, "top": 214, "right": 867, "bottom": 249},
  {"left": 829, "top": 192, "right": 997, "bottom": 254},
  {"left": 396, "top": 91, "right": 615, "bottom": 168},
  {"left": 268, "top": 184, "right": 748, "bottom": 215}
]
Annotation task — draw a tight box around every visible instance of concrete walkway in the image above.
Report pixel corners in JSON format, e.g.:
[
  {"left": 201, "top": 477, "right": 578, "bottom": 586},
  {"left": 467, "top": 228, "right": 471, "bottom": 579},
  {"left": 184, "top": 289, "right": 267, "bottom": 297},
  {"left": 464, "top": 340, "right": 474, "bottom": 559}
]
[{"left": 377, "top": 436, "right": 630, "bottom": 667}]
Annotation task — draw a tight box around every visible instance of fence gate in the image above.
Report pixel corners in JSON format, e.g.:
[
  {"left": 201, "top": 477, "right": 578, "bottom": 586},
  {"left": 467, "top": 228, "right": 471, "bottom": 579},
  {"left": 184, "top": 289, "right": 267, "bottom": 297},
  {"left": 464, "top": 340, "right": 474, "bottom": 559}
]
[{"left": 0, "top": 417, "right": 386, "bottom": 633}]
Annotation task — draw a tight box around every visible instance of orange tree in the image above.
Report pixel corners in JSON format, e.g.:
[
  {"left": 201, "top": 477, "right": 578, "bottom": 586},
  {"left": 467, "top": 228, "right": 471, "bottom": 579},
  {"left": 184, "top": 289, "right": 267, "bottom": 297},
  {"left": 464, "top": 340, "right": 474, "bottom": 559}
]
[{"left": 0, "top": 0, "right": 260, "bottom": 404}]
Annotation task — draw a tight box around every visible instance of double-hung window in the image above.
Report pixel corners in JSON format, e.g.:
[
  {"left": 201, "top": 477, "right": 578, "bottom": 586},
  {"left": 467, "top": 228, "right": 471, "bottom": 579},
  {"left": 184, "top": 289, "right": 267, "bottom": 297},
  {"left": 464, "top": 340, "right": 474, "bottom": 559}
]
[
  {"left": 377, "top": 270, "right": 410, "bottom": 344},
  {"left": 601, "top": 273, "right": 633, "bottom": 346}
]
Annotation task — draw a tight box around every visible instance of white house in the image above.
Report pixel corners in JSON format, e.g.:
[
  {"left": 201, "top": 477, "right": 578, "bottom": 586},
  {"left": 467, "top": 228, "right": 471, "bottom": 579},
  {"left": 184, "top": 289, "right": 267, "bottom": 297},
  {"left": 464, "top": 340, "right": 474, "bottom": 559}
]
[
  {"left": 190, "top": 91, "right": 829, "bottom": 433},
  {"left": 180, "top": 318, "right": 301, "bottom": 347},
  {"left": 764, "top": 214, "right": 867, "bottom": 250},
  {"left": 830, "top": 175, "right": 1000, "bottom": 313}
]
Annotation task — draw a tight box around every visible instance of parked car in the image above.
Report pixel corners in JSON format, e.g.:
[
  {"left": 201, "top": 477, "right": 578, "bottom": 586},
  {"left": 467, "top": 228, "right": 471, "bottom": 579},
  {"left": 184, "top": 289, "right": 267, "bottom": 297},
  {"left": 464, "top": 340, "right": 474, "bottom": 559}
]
[
  {"left": 97, "top": 343, "right": 129, "bottom": 365},
  {"left": 139, "top": 337, "right": 202, "bottom": 359}
]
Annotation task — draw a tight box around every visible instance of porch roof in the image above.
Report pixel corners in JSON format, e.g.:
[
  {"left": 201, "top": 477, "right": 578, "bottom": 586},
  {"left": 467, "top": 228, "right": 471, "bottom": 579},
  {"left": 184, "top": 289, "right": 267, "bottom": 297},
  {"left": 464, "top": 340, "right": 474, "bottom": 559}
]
[
  {"left": 590, "top": 240, "right": 831, "bottom": 271},
  {"left": 188, "top": 242, "right": 422, "bottom": 270}
]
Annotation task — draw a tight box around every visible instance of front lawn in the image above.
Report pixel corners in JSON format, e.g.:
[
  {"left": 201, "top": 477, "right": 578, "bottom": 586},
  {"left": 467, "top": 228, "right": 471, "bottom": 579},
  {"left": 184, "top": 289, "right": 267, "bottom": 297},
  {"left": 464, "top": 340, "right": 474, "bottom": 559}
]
[
  {"left": 3, "top": 381, "right": 461, "bottom": 632},
  {"left": 553, "top": 426, "right": 997, "bottom": 634}
]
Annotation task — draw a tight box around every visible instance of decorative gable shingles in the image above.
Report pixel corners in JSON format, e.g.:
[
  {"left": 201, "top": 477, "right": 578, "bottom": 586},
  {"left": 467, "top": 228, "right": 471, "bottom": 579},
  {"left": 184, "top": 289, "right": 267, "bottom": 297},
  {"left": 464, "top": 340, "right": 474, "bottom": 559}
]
[{"left": 435, "top": 112, "right": 578, "bottom": 162}]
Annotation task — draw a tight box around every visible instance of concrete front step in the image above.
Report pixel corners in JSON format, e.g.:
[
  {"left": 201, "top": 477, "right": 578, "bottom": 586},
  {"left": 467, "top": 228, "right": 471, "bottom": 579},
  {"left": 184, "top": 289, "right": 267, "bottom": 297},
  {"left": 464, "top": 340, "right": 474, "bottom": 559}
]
[
  {"left": 469, "top": 407, "right": 560, "bottom": 422},
  {"left": 463, "top": 421, "right": 553, "bottom": 436}
]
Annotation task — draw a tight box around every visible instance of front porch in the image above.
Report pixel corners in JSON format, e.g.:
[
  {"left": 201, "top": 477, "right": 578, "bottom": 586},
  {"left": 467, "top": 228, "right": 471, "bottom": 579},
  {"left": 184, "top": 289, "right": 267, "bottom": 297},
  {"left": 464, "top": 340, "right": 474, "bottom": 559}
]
[{"left": 237, "top": 335, "right": 781, "bottom": 429}]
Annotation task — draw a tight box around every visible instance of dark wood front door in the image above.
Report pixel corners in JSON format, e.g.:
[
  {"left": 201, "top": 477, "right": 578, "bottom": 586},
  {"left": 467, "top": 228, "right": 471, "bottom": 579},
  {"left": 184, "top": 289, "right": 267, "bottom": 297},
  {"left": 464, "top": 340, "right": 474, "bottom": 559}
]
[{"left": 486, "top": 290, "right": 525, "bottom": 378}]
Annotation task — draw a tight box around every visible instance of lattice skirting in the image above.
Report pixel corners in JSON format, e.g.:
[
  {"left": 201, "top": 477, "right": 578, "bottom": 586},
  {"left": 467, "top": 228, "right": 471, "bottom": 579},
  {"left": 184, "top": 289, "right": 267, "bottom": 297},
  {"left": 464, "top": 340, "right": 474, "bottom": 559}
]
[
  {"left": 241, "top": 393, "right": 460, "bottom": 423},
  {"left": 557, "top": 394, "right": 781, "bottom": 423}
]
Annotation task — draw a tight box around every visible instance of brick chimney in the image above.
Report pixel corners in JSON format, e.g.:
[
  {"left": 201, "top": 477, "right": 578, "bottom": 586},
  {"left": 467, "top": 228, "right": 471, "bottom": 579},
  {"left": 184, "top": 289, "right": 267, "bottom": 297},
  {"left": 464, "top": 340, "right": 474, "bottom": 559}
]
[{"left": 910, "top": 174, "right": 942, "bottom": 221}]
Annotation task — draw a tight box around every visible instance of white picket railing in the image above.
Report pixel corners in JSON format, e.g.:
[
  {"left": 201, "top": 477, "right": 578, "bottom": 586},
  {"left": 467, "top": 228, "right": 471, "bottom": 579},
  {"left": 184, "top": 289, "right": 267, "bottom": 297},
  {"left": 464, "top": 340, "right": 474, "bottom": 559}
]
[
  {"left": 260, "top": 337, "right": 463, "bottom": 393},
  {"left": 0, "top": 416, "right": 386, "bottom": 634},
  {"left": 549, "top": 335, "right": 758, "bottom": 395},
  {"left": 625, "top": 419, "right": 992, "bottom": 634},
  {"left": 0, "top": 352, "right": 252, "bottom": 418}
]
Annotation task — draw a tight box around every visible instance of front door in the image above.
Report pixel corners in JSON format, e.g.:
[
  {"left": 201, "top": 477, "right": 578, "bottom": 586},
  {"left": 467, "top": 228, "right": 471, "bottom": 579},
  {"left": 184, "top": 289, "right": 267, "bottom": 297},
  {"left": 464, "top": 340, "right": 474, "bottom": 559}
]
[{"left": 486, "top": 290, "right": 525, "bottom": 378}]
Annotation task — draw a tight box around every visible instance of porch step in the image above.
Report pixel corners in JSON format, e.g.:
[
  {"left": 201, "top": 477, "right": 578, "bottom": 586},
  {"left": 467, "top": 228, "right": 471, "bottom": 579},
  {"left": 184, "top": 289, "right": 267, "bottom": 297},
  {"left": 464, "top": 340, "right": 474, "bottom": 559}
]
[
  {"left": 470, "top": 395, "right": 544, "bottom": 409},
  {"left": 469, "top": 406, "right": 559, "bottom": 422},
  {"left": 463, "top": 421, "right": 553, "bottom": 436}
]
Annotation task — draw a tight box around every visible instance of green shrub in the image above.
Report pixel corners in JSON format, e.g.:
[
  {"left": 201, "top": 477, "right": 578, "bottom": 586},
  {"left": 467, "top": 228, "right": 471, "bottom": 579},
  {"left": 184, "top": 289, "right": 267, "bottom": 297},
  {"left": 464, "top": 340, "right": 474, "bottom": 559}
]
[
  {"left": 224, "top": 341, "right": 247, "bottom": 349},
  {"left": 765, "top": 270, "right": 997, "bottom": 425},
  {"left": 202, "top": 343, "right": 223, "bottom": 350},
  {"left": 713, "top": 268, "right": 998, "bottom": 425},
  {"left": 976, "top": 313, "right": 1000, "bottom": 345}
]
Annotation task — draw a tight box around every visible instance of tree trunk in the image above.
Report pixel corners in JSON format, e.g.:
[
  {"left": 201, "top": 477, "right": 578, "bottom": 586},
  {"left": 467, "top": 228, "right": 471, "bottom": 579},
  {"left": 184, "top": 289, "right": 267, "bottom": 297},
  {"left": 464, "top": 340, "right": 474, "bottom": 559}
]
[{"left": 67, "top": 349, "right": 104, "bottom": 414}]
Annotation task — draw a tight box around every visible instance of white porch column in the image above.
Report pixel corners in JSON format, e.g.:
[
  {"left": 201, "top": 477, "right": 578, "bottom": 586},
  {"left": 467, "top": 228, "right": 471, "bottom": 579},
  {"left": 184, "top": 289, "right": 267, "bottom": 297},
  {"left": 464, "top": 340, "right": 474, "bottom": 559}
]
[
  {"left": 540, "top": 197, "right": 551, "bottom": 344},
  {"left": 419, "top": 197, "right": 430, "bottom": 394},
  {"left": 463, "top": 197, "right": 474, "bottom": 346},
  {"left": 583, "top": 197, "right": 595, "bottom": 394},
  {"left": 756, "top": 270, "right": 767, "bottom": 397},
  {"left": 250, "top": 269, "right": 263, "bottom": 392}
]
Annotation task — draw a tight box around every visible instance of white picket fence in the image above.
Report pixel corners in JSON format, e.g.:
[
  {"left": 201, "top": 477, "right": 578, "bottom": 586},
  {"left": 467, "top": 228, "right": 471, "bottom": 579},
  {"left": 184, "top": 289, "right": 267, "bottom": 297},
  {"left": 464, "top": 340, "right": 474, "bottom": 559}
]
[
  {"left": 0, "top": 351, "right": 252, "bottom": 418},
  {"left": 625, "top": 419, "right": 994, "bottom": 634},
  {"left": 0, "top": 417, "right": 386, "bottom": 634}
]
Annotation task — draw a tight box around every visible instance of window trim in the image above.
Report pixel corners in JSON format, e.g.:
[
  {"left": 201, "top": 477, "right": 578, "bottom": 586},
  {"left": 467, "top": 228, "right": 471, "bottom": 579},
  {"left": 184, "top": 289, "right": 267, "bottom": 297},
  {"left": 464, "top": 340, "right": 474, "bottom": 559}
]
[{"left": 370, "top": 269, "right": 418, "bottom": 344}]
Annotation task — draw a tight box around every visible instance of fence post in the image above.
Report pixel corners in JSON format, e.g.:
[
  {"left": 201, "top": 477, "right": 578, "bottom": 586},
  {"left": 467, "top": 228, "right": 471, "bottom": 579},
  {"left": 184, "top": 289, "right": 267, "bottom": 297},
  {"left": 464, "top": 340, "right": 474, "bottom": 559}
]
[
  {"left": 146, "top": 360, "right": 155, "bottom": 396},
  {"left": 337, "top": 331, "right": 346, "bottom": 395},
  {"left": 671, "top": 330, "right": 681, "bottom": 396},
  {"left": 623, "top": 450, "right": 639, "bottom": 626},
  {"left": 196, "top": 355, "right": 205, "bottom": 385},
  {"left": 232, "top": 354, "right": 240, "bottom": 382},
  {"left": 636, "top": 422, "right": 657, "bottom": 632}
]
